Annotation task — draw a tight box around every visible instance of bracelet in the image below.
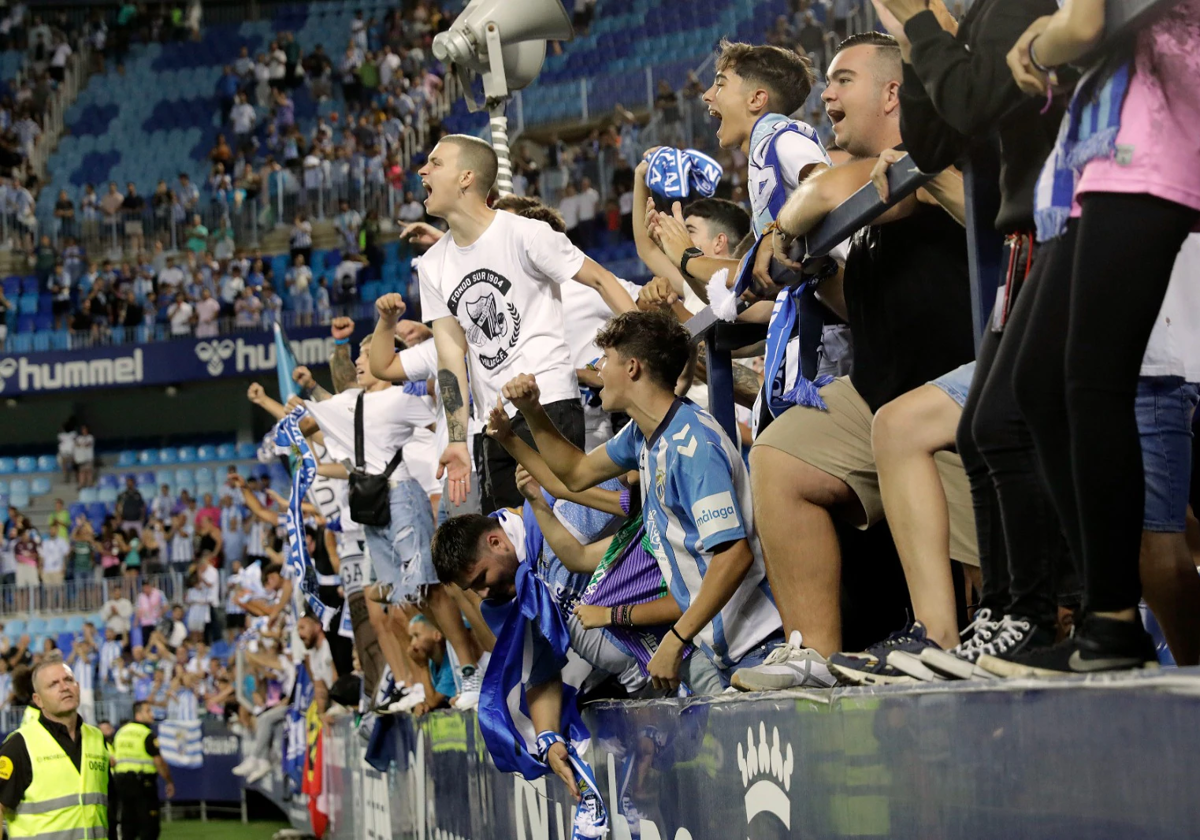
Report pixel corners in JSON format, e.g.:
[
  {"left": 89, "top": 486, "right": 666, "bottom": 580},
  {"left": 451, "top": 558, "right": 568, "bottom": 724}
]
[
  {"left": 1027, "top": 36, "right": 1052, "bottom": 74},
  {"left": 333, "top": 337, "right": 350, "bottom": 345},
  {"left": 670, "top": 624, "right": 690, "bottom": 646},
  {"left": 610, "top": 605, "right": 619, "bottom": 627}
]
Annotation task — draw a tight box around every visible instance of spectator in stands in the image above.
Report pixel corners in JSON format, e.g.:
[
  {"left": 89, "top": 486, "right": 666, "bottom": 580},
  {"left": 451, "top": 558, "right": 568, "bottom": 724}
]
[
  {"left": 178, "top": 173, "right": 200, "bottom": 215},
  {"left": 136, "top": 579, "right": 168, "bottom": 643},
  {"left": 335, "top": 199, "right": 362, "bottom": 254},
  {"left": 53, "top": 189, "right": 75, "bottom": 239},
  {"left": 122, "top": 182, "right": 146, "bottom": 251},
  {"left": 216, "top": 64, "right": 240, "bottom": 125},
  {"left": 48, "top": 263, "right": 72, "bottom": 330},
  {"left": 116, "top": 476, "right": 146, "bottom": 534},
  {"left": 100, "top": 181, "right": 124, "bottom": 227},
  {"left": 168, "top": 511, "right": 194, "bottom": 572},
  {"left": 286, "top": 254, "right": 313, "bottom": 327},
  {"left": 194, "top": 287, "right": 221, "bottom": 337},
  {"left": 11, "top": 523, "right": 38, "bottom": 589},
  {"left": 97, "top": 521, "right": 123, "bottom": 579},
  {"left": 57, "top": 422, "right": 76, "bottom": 482},
  {"left": 230, "top": 93, "right": 256, "bottom": 154},
  {"left": 150, "top": 484, "right": 174, "bottom": 522},
  {"left": 142, "top": 516, "right": 165, "bottom": 575},
  {"left": 46, "top": 499, "right": 70, "bottom": 541},
  {"left": 289, "top": 212, "right": 313, "bottom": 267},
  {"left": 168, "top": 290, "right": 194, "bottom": 337},
  {"left": 32, "top": 234, "right": 56, "bottom": 289},
  {"left": 69, "top": 516, "right": 94, "bottom": 583},
  {"left": 74, "top": 424, "right": 95, "bottom": 488}
]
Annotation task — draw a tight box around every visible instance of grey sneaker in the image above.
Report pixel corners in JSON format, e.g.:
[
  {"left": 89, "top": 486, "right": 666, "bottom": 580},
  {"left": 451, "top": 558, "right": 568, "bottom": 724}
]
[
  {"left": 730, "top": 631, "right": 835, "bottom": 691},
  {"left": 453, "top": 664, "right": 482, "bottom": 710}
]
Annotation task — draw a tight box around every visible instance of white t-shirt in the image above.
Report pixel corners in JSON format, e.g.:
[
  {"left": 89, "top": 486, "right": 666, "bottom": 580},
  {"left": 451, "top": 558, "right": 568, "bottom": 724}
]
[
  {"left": 560, "top": 277, "right": 641, "bottom": 369},
  {"left": 73, "top": 434, "right": 95, "bottom": 465},
  {"left": 305, "top": 386, "right": 435, "bottom": 478},
  {"left": 51, "top": 43, "right": 72, "bottom": 68},
  {"left": 558, "top": 194, "right": 580, "bottom": 230},
  {"left": 169, "top": 302, "right": 194, "bottom": 335},
  {"left": 41, "top": 536, "right": 69, "bottom": 575},
  {"left": 57, "top": 431, "right": 76, "bottom": 457},
  {"left": 307, "top": 637, "right": 335, "bottom": 687},
  {"left": 418, "top": 211, "right": 586, "bottom": 421},
  {"left": 398, "top": 338, "right": 481, "bottom": 460},
  {"left": 1141, "top": 233, "right": 1200, "bottom": 381},
  {"left": 577, "top": 187, "right": 600, "bottom": 222},
  {"left": 158, "top": 266, "right": 185, "bottom": 291}
]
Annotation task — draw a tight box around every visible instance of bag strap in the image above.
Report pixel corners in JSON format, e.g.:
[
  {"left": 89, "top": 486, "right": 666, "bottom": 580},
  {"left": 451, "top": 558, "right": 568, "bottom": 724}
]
[
  {"left": 356, "top": 390, "right": 405, "bottom": 478},
  {"left": 354, "top": 391, "right": 365, "bottom": 471}
]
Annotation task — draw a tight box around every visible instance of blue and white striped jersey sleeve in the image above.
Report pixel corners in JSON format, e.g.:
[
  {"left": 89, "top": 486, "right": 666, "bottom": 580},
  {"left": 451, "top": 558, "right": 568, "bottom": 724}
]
[{"left": 604, "top": 420, "right": 642, "bottom": 471}]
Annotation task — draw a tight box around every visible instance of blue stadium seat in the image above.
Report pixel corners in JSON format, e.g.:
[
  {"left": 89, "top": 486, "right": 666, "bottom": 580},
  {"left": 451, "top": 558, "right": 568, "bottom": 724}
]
[
  {"left": 78, "top": 487, "right": 99, "bottom": 503},
  {"left": 56, "top": 633, "right": 77, "bottom": 656},
  {"left": 85, "top": 502, "right": 108, "bottom": 521},
  {"left": 196, "top": 445, "right": 217, "bottom": 462},
  {"left": 9, "top": 479, "right": 29, "bottom": 496},
  {"left": 236, "top": 442, "right": 257, "bottom": 460},
  {"left": 25, "top": 618, "right": 47, "bottom": 635},
  {"left": 158, "top": 448, "right": 179, "bottom": 465},
  {"left": 117, "top": 451, "right": 138, "bottom": 467},
  {"left": 36, "top": 455, "right": 57, "bottom": 473},
  {"left": 195, "top": 483, "right": 216, "bottom": 500},
  {"left": 210, "top": 639, "right": 232, "bottom": 663},
  {"left": 65, "top": 616, "right": 85, "bottom": 633},
  {"left": 98, "top": 474, "right": 120, "bottom": 489},
  {"left": 69, "top": 502, "right": 87, "bottom": 521},
  {"left": 97, "top": 487, "right": 119, "bottom": 504},
  {"left": 216, "top": 443, "right": 237, "bottom": 460},
  {"left": 20, "top": 278, "right": 38, "bottom": 295},
  {"left": 138, "top": 449, "right": 160, "bottom": 466},
  {"left": 45, "top": 617, "right": 67, "bottom": 633},
  {"left": 155, "top": 469, "right": 174, "bottom": 487},
  {"left": 15, "top": 456, "right": 36, "bottom": 473},
  {"left": 0, "top": 479, "right": 7, "bottom": 494},
  {"left": 177, "top": 446, "right": 198, "bottom": 463},
  {"left": 138, "top": 471, "right": 155, "bottom": 485},
  {"left": 5, "top": 619, "right": 25, "bottom": 636},
  {"left": 137, "top": 483, "right": 156, "bottom": 499},
  {"left": 30, "top": 477, "right": 51, "bottom": 496},
  {"left": 175, "top": 468, "right": 194, "bottom": 486},
  {"left": 194, "top": 467, "right": 214, "bottom": 484},
  {"left": 0, "top": 458, "right": 14, "bottom": 475}
]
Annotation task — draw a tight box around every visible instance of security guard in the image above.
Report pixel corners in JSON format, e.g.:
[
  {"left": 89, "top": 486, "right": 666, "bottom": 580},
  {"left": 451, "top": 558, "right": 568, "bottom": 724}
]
[
  {"left": 112, "top": 702, "right": 175, "bottom": 840},
  {"left": 0, "top": 659, "right": 110, "bottom": 839}
]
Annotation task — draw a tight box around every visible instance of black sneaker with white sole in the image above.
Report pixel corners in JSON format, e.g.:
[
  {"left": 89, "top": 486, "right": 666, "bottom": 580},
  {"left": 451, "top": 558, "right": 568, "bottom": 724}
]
[
  {"left": 919, "top": 607, "right": 1001, "bottom": 680},
  {"left": 972, "top": 615, "right": 1057, "bottom": 677},
  {"left": 978, "top": 614, "right": 1159, "bottom": 678},
  {"left": 828, "top": 621, "right": 940, "bottom": 686}
]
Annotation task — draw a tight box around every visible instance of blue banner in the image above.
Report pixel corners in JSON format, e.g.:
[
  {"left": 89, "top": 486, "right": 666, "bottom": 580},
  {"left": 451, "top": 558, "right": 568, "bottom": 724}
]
[{"left": 0, "top": 326, "right": 346, "bottom": 396}]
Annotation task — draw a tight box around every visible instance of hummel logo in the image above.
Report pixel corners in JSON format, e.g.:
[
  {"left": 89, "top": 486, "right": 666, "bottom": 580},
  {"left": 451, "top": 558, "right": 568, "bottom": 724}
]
[
  {"left": 1066, "top": 651, "right": 1145, "bottom": 672},
  {"left": 738, "top": 723, "right": 793, "bottom": 831},
  {"left": 677, "top": 437, "right": 697, "bottom": 458},
  {"left": 671, "top": 424, "right": 691, "bottom": 441}
]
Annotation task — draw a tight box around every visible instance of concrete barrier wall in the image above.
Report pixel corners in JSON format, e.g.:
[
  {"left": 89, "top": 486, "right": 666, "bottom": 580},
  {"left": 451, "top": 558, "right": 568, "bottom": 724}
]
[{"left": 268, "top": 668, "right": 1200, "bottom": 840}]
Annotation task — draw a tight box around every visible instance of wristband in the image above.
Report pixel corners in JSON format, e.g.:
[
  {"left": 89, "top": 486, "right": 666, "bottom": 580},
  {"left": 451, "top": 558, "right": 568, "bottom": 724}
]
[
  {"left": 670, "top": 624, "right": 690, "bottom": 646},
  {"left": 610, "top": 605, "right": 619, "bottom": 627},
  {"left": 1027, "top": 36, "right": 1052, "bottom": 74},
  {"left": 333, "top": 337, "right": 350, "bottom": 345}
]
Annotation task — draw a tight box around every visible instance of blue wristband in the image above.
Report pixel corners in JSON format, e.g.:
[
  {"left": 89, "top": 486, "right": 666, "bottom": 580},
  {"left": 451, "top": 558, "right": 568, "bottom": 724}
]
[{"left": 333, "top": 337, "right": 349, "bottom": 345}]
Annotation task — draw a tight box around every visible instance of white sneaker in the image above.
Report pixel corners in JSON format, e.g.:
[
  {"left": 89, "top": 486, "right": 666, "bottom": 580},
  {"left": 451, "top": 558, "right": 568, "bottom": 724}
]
[
  {"left": 452, "top": 664, "right": 482, "bottom": 710},
  {"left": 730, "top": 631, "right": 835, "bottom": 691},
  {"left": 231, "top": 757, "right": 257, "bottom": 776},
  {"left": 393, "top": 684, "right": 427, "bottom": 713},
  {"left": 245, "top": 758, "right": 272, "bottom": 784},
  {"left": 920, "top": 607, "right": 1002, "bottom": 680}
]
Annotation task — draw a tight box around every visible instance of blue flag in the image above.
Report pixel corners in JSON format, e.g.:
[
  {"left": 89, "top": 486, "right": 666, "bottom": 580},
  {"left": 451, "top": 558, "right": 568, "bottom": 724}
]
[
  {"left": 283, "top": 664, "right": 312, "bottom": 791},
  {"left": 477, "top": 563, "right": 608, "bottom": 838},
  {"left": 158, "top": 719, "right": 203, "bottom": 769},
  {"left": 274, "top": 321, "right": 301, "bottom": 402}
]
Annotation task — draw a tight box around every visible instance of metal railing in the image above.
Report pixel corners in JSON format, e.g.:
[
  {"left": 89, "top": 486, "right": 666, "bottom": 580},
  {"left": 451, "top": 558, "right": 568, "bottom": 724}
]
[
  {"left": 0, "top": 571, "right": 185, "bottom": 617},
  {"left": 19, "top": 43, "right": 93, "bottom": 185}
]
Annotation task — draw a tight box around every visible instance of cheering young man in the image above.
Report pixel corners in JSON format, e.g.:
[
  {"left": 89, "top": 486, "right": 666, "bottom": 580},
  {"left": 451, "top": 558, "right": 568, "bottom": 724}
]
[{"left": 414, "top": 135, "right": 638, "bottom": 515}]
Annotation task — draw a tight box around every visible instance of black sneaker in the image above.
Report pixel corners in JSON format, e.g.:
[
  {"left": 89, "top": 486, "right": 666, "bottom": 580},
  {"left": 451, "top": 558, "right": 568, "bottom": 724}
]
[
  {"left": 828, "top": 621, "right": 940, "bottom": 686},
  {"left": 920, "top": 607, "right": 1001, "bottom": 680},
  {"left": 978, "top": 614, "right": 1159, "bottom": 678},
  {"left": 972, "top": 616, "right": 1057, "bottom": 677}
]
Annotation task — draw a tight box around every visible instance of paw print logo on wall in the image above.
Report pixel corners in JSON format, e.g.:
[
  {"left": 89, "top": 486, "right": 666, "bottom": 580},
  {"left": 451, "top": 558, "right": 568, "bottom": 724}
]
[
  {"left": 194, "top": 340, "right": 235, "bottom": 376},
  {"left": 737, "top": 723, "right": 793, "bottom": 834},
  {"left": 0, "top": 358, "right": 16, "bottom": 393}
]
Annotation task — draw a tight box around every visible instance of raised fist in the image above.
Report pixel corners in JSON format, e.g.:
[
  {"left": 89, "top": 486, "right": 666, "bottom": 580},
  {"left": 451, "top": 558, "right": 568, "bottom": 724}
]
[
  {"left": 247, "top": 382, "right": 266, "bottom": 403},
  {"left": 501, "top": 374, "right": 541, "bottom": 413},
  {"left": 331, "top": 316, "right": 354, "bottom": 341},
  {"left": 375, "top": 293, "right": 407, "bottom": 323}
]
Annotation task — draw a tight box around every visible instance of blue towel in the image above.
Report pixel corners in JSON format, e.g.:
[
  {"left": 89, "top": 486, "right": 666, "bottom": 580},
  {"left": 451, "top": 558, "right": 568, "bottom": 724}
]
[
  {"left": 477, "top": 562, "right": 608, "bottom": 838},
  {"left": 272, "top": 407, "right": 339, "bottom": 629},
  {"left": 645, "top": 147, "right": 723, "bottom": 199},
  {"left": 1034, "top": 62, "right": 1131, "bottom": 242}
]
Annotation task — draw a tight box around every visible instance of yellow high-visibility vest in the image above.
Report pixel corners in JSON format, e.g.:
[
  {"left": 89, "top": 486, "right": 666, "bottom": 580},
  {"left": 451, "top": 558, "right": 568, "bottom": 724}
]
[
  {"left": 112, "top": 723, "right": 157, "bottom": 775},
  {"left": 3, "top": 717, "right": 109, "bottom": 840}
]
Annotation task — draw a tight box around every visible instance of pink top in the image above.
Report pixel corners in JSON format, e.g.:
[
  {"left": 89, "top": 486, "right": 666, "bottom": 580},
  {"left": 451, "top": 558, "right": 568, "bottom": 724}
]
[
  {"left": 136, "top": 589, "right": 166, "bottom": 625},
  {"left": 1077, "top": 0, "right": 1200, "bottom": 212}
]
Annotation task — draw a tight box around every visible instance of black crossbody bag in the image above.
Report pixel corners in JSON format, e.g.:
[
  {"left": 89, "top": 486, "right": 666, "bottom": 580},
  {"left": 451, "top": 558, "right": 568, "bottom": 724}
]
[{"left": 347, "top": 391, "right": 404, "bottom": 527}]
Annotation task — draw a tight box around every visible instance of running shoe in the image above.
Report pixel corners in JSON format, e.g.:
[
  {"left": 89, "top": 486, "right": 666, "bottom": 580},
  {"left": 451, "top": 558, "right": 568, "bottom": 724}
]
[
  {"left": 828, "top": 621, "right": 939, "bottom": 686},
  {"left": 730, "top": 630, "right": 835, "bottom": 691}
]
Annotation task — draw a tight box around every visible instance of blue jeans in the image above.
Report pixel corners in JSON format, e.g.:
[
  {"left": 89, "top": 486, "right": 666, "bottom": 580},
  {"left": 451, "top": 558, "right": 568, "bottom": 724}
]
[
  {"left": 1136, "top": 376, "right": 1199, "bottom": 532},
  {"left": 363, "top": 478, "right": 437, "bottom": 604},
  {"left": 679, "top": 630, "right": 785, "bottom": 695},
  {"left": 930, "top": 360, "right": 976, "bottom": 408}
]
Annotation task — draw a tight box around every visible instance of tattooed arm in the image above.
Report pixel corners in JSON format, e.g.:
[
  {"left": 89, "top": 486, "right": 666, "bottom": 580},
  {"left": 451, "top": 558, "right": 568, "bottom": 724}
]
[
  {"left": 691, "top": 349, "right": 764, "bottom": 409},
  {"left": 433, "top": 316, "right": 473, "bottom": 504}
]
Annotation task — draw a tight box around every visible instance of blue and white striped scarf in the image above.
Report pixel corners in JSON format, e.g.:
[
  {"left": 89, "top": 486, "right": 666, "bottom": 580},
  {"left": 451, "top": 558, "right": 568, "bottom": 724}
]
[
  {"left": 273, "top": 406, "right": 339, "bottom": 629},
  {"left": 645, "top": 147, "right": 723, "bottom": 199},
  {"left": 1034, "top": 61, "right": 1132, "bottom": 242}
]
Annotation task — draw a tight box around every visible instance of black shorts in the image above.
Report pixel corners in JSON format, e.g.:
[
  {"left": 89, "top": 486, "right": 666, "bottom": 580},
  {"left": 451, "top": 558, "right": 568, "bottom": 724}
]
[
  {"left": 474, "top": 397, "right": 585, "bottom": 512},
  {"left": 225, "top": 612, "right": 246, "bottom": 629}
]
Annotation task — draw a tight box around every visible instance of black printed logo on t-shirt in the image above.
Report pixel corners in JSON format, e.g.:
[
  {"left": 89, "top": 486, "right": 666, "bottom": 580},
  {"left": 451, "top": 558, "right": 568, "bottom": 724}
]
[{"left": 448, "top": 269, "right": 521, "bottom": 370}]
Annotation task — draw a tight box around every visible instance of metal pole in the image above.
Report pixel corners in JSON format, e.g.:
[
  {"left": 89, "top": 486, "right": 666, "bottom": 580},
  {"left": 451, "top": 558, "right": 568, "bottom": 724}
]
[
  {"left": 580, "top": 79, "right": 589, "bottom": 122},
  {"left": 488, "top": 101, "right": 514, "bottom": 197},
  {"left": 645, "top": 66, "right": 653, "bottom": 110}
]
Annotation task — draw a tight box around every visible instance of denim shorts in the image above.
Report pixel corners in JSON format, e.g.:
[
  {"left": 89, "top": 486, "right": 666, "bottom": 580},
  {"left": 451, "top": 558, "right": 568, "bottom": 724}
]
[
  {"left": 929, "top": 360, "right": 976, "bottom": 409},
  {"left": 679, "top": 630, "right": 784, "bottom": 696},
  {"left": 1136, "top": 376, "right": 1199, "bottom": 532},
  {"left": 363, "top": 477, "right": 438, "bottom": 603}
]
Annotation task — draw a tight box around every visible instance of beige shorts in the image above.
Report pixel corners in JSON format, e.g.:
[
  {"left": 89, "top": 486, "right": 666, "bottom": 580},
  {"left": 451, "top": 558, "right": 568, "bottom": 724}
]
[
  {"left": 42, "top": 571, "right": 65, "bottom": 585},
  {"left": 15, "top": 563, "right": 39, "bottom": 586},
  {"left": 753, "top": 376, "right": 979, "bottom": 566}
]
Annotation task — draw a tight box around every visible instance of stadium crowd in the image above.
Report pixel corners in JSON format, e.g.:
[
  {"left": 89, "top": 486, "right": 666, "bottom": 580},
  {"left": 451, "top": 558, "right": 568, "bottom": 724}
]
[{"left": 2, "top": 0, "right": 1198, "bottom": 826}]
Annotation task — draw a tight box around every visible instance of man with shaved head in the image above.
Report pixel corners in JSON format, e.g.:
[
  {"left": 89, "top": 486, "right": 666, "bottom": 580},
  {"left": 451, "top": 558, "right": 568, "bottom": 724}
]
[{"left": 0, "top": 658, "right": 111, "bottom": 839}]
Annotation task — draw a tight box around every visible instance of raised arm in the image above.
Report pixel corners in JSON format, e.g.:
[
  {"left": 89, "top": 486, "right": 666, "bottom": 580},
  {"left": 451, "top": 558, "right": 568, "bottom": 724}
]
[
  {"left": 501, "top": 375, "right": 626, "bottom": 493},
  {"left": 518, "top": 476, "right": 613, "bottom": 575},
  {"left": 328, "top": 316, "right": 359, "bottom": 394},
  {"left": 632, "top": 161, "right": 692, "bottom": 289},
  {"left": 572, "top": 257, "right": 638, "bottom": 315},
  {"left": 432, "top": 316, "right": 473, "bottom": 504},
  {"left": 368, "top": 293, "right": 412, "bottom": 381},
  {"left": 488, "top": 401, "right": 625, "bottom": 515}
]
